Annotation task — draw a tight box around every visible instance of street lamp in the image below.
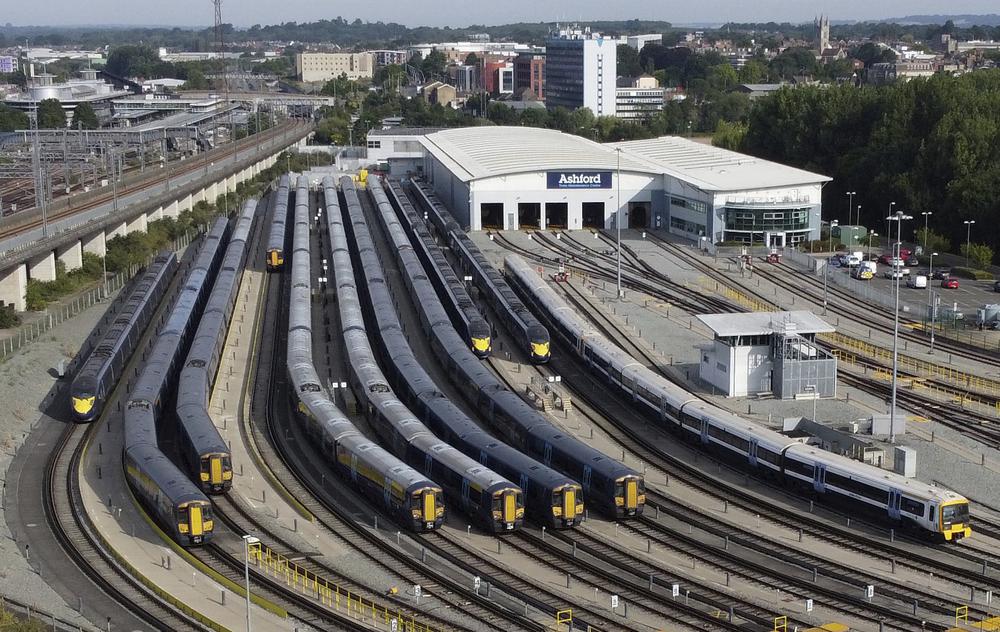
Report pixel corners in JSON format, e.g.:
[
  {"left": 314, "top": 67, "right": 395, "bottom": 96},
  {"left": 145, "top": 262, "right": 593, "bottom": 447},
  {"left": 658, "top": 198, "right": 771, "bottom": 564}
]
[
  {"left": 867, "top": 231, "right": 878, "bottom": 261},
  {"left": 920, "top": 211, "right": 932, "bottom": 253},
  {"left": 886, "top": 210, "right": 912, "bottom": 443},
  {"left": 885, "top": 202, "right": 896, "bottom": 245},
  {"left": 928, "top": 251, "right": 938, "bottom": 354},
  {"left": 855, "top": 204, "right": 861, "bottom": 227},
  {"left": 615, "top": 147, "right": 623, "bottom": 299},
  {"left": 242, "top": 535, "right": 260, "bottom": 632},
  {"left": 805, "top": 384, "right": 818, "bottom": 422},
  {"left": 845, "top": 191, "right": 855, "bottom": 222},
  {"left": 964, "top": 220, "right": 976, "bottom": 267},
  {"left": 823, "top": 220, "right": 838, "bottom": 314}
]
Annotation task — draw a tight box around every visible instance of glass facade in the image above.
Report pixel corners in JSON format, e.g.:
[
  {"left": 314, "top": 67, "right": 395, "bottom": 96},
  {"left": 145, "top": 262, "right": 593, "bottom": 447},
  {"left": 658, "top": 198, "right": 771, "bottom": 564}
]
[{"left": 723, "top": 205, "right": 813, "bottom": 244}]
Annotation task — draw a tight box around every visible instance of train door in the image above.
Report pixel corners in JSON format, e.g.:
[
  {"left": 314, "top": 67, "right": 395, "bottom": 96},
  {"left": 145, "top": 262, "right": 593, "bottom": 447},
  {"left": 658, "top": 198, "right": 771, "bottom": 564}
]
[
  {"left": 209, "top": 456, "right": 223, "bottom": 488},
  {"left": 423, "top": 490, "right": 436, "bottom": 525},
  {"left": 189, "top": 505, "right": 204, "bottom": 539},
  {"left": 562, "top": 487, "right": 577, "bottom": 521},
  {"left": 461, "top": 479, "right": 471, "bottom": 508},
  {"left": 582, "top": 465, "right": 593, "bottom": 492},
  {"left": 699, "top": 417, "right": 710, "bottom": 445},
  {"left": 504, "top": 492, "right": 516, "bottom": 525},
  {"left": 543, "top": 442, "right": 553, "bottom": 466},
  {"left": 350, "top": 454, "right": 358, "bottom": 482},
  {"left": 812, "top": 464, "right": 826, "bottom": 493},
  {"left": 383, "top": 476, "right": 392, "bottom": 507},
  {"left": 887, "top": 490, "right": 901, "bottom": 520},
  {"left": 748, "top": 439, "right": 758, "bottom": 467},
  {"left": 625, "top": 478, "right": 639, "bottom": 512},
  {"left": 424, "top": 453, "right": 433, "bottom": 475}
]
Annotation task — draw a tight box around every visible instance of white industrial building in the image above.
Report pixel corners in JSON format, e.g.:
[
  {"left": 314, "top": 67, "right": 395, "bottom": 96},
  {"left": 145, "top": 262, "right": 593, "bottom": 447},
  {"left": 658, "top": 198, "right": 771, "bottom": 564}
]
[
  {"left": 367, "top": 126, "right": 830, "bottom": 246},
  {"left": 295, "top": 52, "right": 374, "bottom": 82},
  {"left": 697, "top": 311, "right": 837, "bottom": 399}
]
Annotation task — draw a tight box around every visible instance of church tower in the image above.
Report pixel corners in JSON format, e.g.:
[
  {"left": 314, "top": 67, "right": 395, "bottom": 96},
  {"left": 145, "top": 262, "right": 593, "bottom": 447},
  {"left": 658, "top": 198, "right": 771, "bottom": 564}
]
[{"left": 815, "top": 15, "right": 830, "bottom": 53}]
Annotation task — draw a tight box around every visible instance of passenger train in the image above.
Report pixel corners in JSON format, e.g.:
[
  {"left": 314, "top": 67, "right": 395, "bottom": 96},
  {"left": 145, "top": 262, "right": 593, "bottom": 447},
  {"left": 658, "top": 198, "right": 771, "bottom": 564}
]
[
  {"left": 389, "top": 184, "right": 491, "bottom": 357},
  {"left": 330, "top": 176, "right": 525, "bottom": 533},
  {"left": 504, "top": 254, "right": 972, "bottom": 541},
  {"left": 265, "top": 175, "right": 290, "bottom": 270},
  {"left": 175, "top": 198, "right": 257, "bottom": 494},
  {"left": 343, "top": 176, "right": 583, "bottom": 528},
  {"left": 384, "top": 178, "right": 644, "bottom": 520},
  {"left": 69, "top": 251, "right": 177, "bottom": 422},
  {"left": 409, "top": 179, "right": 551, "bottom": 363},
  {"left": 123, "top": 218, "right": 230, "bottom": 546},
  {"left": 285, "top": 176, "right": 444, "bottom": 532}
]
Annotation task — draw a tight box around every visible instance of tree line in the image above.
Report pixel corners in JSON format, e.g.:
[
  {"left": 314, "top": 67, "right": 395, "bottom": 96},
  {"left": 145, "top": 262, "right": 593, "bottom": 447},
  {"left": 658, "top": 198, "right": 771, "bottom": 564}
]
[{"left": 739, "top": 70, "right": 1000, "bottom": 264}]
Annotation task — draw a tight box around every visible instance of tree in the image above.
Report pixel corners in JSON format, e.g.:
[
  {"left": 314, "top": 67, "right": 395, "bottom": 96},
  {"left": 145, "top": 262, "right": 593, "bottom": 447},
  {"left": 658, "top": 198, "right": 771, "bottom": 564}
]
[
  {"left": 0, "top": 104, "right": 29, "bottom": 132},
  {"left": 421, "top": 50, "right": 447, "bottom": 80},
  {"left": 71, "top": 102, "right": 99, "bottom": 129},
  {"left": 617, "top": 44, "right": 642, "bottom": 77},
  {"left": 962, "top": 242, "right": 994, "bottom": 270},
  {"left": 464, "top": 53, "right": 480, "bottom": 67},
  {"left": 183, "top": 67, "right": 209, "bottom": 90},
  {"left": 712, "top": 120, "right": 748, "bottom": 150},
  {"left": 36, "top": 98, "right": 66, "bottom": 129},
  {"left": 853, "top": 43, "right": 897, "bottom": 68},
  {"left": 915, "top": 227, "right": 951, "bottom": 255}
]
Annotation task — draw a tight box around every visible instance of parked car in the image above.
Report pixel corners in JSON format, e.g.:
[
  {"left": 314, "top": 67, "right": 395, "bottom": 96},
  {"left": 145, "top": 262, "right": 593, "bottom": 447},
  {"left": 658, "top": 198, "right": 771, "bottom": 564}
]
[
  {"left": 845, "top": 255, "right": 862, "bottom": 268},
  {"left": 905, "top": 256, "right": 920, "bottom": 266},
  {"left": 932, "top": 267, "right": 952, "bottom": 280},
  {"left": 884, "top": 268, "right": 906, "bottom": 279},
  {"left": 994, "top": 280, "right": 1000, "bottom": 293},
  {"left": 942, "top": 277, "right": 960, "bottom": 289},
  {"left": 828, "top": 256, "right": 842, "bottom": 267},
  {"left": 878, "top": 254, "right": 893, "bottom": 265},
  {"left": 907, "top": 275, "right": 928, "bottom": 289}
]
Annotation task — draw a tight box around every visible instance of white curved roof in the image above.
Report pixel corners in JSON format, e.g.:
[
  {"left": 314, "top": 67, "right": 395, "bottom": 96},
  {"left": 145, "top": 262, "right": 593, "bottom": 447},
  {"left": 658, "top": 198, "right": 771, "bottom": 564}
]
[{"left": 422, "top": 126, "right": 658, "bottom": 182}]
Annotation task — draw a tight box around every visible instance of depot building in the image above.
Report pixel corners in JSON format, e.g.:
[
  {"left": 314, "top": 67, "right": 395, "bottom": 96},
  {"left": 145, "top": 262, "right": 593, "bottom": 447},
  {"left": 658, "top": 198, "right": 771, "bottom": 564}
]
[{"left": 366, "top": 126, "right": 831, "bottom": 247}]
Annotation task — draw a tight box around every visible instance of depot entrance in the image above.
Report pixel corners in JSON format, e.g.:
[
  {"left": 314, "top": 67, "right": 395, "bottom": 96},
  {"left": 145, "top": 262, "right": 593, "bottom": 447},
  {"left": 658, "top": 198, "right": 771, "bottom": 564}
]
[
  {"left": 545, "top": 202, "right": 568, "bottom": 229},
  {"left": 582, "top": 202, "right": 605, "bottom": 229},
  {"left": 481, "top": 203, "right": 503, "bottom": 229},
  {"left": 518, "top": 202, "right": 541, "bottom": 229},
  {"left": 628, "top": 202, "right": 650, "bottom": 228}
]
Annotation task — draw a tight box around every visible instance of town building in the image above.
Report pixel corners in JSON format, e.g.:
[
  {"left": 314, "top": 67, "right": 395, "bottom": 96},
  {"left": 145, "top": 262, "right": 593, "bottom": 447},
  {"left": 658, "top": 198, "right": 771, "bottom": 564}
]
[
  {"left": 450, "top": 65, "right": 480, "bottom": 93},
  {"left": 814, "top": 15, "right": 831, "bottom": 54},
  {"left": 295, "top": 52, "right": 374, "bottom": 82},
  {"left": 615, "top": 75, "right": 665, "bottom": 121},
  {"left": 366, "top": 126, "right": 829, "bottom": 247},
  {"left": 0, "top": 56, "right": 18, "bottom": 74},
  {"left": 544, "top": 25, "right": 616, "bottom": 116},
  {"left": 420, "top": 82, "right": 458, "bottom": 108},
  {"left": 3, "top": 68, "right": 132, "bottom": 126},
  {"left": 513, "top": 52, "right": 545, "bottom": 100},
  {"left": 370, "top": 50, "right": 409, "bottom": 66}
]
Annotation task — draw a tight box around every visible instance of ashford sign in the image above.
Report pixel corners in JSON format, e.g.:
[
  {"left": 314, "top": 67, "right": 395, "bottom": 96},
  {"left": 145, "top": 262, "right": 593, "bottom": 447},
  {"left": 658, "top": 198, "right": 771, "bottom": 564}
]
[{"left": 546, "top": 171, "right": 613, "bottom": 189}]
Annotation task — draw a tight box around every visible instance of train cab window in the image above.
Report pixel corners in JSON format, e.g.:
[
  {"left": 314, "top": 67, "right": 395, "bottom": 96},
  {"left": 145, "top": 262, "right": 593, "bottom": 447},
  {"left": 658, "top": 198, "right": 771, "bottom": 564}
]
[
  {"left": 942, "top": 503, "right": 969, "bottom": 524},
  {"left": 900, "top": 496, "right": 925, "bottom": 517}
]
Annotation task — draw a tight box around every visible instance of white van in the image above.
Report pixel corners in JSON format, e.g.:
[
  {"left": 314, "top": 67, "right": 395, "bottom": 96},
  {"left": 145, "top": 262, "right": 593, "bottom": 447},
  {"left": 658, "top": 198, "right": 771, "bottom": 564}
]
[{"left": 907, "top": 274, "right": 928, "bottom": 289}]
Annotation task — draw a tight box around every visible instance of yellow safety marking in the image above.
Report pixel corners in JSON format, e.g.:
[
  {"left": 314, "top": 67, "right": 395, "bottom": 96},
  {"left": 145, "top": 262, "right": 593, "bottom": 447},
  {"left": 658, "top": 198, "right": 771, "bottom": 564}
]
[
  {"left": 555, "top": 609, "right": 573, "bottom": 624},
  {"left": 773, "top": 616, "right": 788, "bottom": 632},
  {"left": 249, "top": 544, "right": 436, "bottom": 631},
  {"left": 957, "top": 605, "right": 970, "bottom": 625}
]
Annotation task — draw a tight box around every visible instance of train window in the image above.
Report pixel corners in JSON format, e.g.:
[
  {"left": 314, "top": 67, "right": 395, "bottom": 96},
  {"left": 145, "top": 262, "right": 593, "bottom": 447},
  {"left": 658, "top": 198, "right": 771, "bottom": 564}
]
[
  {"left": 900, "top": 496, "right": 925, "bottom": 517},
  {"left": 756, "top": 447, "right": 780, "bottom": 466},
  {"left": 784, "top": 458, "right": 813, "bottom": 477}
]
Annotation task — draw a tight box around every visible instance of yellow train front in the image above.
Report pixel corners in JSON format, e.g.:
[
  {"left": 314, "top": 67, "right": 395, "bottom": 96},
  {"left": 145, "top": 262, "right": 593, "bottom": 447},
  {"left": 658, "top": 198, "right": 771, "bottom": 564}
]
[
  {"left": 198, "top": 452, "right": 233, "bottom": 494},
  {"left": 615, "top": 474, "right": 646, "bottom": 518},
  {"left": 407, "top": 486, "right": 446, "bottom": 531},
  {"left": 266, "top": 248, "right": 284, "bottom": 271},
  {"left": 487, "top": 485, "right": 524, "bottom": 533},
  {"left": 550, "top": 483, "right": 585, "bottom": 528},
  {"left": 939, "top": 498, "right": 971, "bottom": 542},
  {"left": 527, "top": 324, "right": 551, "bottom": 363}
]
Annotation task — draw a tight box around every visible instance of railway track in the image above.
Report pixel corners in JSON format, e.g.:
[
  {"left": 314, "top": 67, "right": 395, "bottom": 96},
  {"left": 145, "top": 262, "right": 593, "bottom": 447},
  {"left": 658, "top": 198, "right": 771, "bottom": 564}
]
[{"left": 0, "top": 121, "right": 307, "bottom": 245}]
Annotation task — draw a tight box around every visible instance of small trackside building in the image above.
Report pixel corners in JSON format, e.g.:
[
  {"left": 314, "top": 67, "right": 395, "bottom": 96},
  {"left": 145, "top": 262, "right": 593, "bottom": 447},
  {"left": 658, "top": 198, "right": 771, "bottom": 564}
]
[{"left": 366, "top": 126, "right": 831, "bottom": 246}]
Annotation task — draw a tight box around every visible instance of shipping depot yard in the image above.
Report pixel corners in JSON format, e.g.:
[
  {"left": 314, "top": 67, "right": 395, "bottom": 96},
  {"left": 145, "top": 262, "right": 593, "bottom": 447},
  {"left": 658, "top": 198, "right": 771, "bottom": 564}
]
[{"left": 7, "top": 7, "right": 1000, "bottom": 632}]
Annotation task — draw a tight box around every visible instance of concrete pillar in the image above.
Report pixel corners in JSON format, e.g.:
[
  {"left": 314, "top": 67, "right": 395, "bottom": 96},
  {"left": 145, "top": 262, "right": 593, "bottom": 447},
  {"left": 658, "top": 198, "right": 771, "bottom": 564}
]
[
  {"left": 0, "top": 264, "right": 27, "bottom": 312},
  {"left": 28, "top": 251, "right": 57, "bottom": 282},
  {"left": 125, "top": 212, "right": 147, "bottom": 235},
  {"left": 179, "top": 194, "right": 193, "bottom": 214},
  {"left": 56, "top": 240, "right": 83, "bottom": 272},
  {"left": 106, "top": 222, "right": 127, "bottom": 241},
  {"left": 148, "top": 206, "right": 163, "bottom": 222},
  {"left": 81, "top": 231, "right": 106, "bottom": 258},
  {"left": 227, "top": 174, "right": 237, "bottom": 193},
  {"left": 163, "top": 200, "right": 179, "bottom": 219}
]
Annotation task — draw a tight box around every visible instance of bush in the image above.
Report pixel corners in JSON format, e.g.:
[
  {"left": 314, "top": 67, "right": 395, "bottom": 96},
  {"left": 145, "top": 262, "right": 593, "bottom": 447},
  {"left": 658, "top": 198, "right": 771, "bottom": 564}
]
[
  {"left": 0, "top": 304, "right": 21, "bottom": 328},
  {"left": 949, "top": 266, "right": 994, "bottom": 280},
  {"left": 961, "top": 242, "right": 994, "bottom": 270}
]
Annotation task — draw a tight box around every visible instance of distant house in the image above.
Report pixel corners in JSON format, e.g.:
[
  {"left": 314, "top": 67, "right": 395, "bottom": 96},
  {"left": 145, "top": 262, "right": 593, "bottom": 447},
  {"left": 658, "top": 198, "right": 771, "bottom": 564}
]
[
  {"left": 734, "top": 83, "right": 789, "bottom": 100},
  {"left": 420, "top": 81, "right": 459, "bottom": 108}
]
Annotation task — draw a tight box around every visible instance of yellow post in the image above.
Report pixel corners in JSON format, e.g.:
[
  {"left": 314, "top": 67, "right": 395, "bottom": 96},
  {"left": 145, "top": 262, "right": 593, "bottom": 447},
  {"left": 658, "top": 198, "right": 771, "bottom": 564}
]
[
  {"left": 773, "top": 616, "right": 788, "bottom": 632},
  {"left": 957, "top": 605, "right": 969, "bottom": 625}
]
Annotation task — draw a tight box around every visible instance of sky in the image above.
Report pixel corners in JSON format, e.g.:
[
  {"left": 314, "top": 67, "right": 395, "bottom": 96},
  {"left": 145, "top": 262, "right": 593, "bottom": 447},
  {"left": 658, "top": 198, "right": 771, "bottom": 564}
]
[{"left": 5, "top": 0, "right": 999, "bottom": 28}]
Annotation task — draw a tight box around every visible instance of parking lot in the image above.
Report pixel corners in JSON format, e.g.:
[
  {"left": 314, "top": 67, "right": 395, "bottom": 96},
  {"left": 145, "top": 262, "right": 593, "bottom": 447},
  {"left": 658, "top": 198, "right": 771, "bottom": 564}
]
[{"left": 828, "top": 257, "right": 1000, "bottom": 321}]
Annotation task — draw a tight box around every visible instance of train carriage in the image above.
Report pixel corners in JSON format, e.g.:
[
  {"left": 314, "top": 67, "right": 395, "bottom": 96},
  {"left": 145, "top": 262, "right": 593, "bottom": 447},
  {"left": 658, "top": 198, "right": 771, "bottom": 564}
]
[
  {"left": 265, "top": 175, "right": 290, "bottom": 270},
  {"left": 285, "top": 175, "right": 445, "bottom": 532},
  {"left": 504, "top": 252, "right": 972, "bottom": 542},
  {"left": 70, "top": 252, "right": 177, "bottom": 422}
]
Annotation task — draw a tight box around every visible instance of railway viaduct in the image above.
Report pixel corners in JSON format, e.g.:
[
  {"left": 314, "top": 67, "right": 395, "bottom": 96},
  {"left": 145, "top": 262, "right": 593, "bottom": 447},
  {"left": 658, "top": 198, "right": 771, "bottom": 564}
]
[{"left": 0, "top": 122, "right": 310, "bottom": 311}]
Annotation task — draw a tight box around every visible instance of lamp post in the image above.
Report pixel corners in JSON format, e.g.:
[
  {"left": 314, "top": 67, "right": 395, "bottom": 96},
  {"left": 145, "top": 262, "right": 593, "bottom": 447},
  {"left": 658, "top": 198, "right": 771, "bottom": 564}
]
[
  {"left": 928, "top": 251, "right": 938, "bottom": 354},
  {"left": 823, "top": 220, "right": 838, "bottom": 315},
  {"left": 867, "top": 231, "right": 878, "bottom": 261},
  {"left": 845, "top": 191, "right": 855, "bottom": 222},
  {"left": 886, "top": 210, "right": 912, "bottom": 443},
  {"left": 805, "top": 385, "right": 818, "bottom": 422},
  {"left": 242, "top": 535, "right": 260, "bottom": 632},
  {"left": 615, "top": 147, "right": 623, "bottom": 299},
  {"left": 920, "top": 211, "right": 932, "bottom": 253},
  {"left": 964, "top": 220, "right": 976, "bottom": 267},
  {"left": 855, "top": 204, "right": 861, "bottom": 227}
]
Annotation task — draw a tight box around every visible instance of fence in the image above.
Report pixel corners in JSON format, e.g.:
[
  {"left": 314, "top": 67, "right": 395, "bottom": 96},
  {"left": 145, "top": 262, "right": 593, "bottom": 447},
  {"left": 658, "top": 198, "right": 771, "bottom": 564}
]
[
  {"left": 0, "top": 229, "right": 197, "bottom": 364},
  {"left": 249, "top": 543, "right": 437, "bottom": 632},
  {"left": 0, "top": 594, "right": 97, "bottom": 632}
]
